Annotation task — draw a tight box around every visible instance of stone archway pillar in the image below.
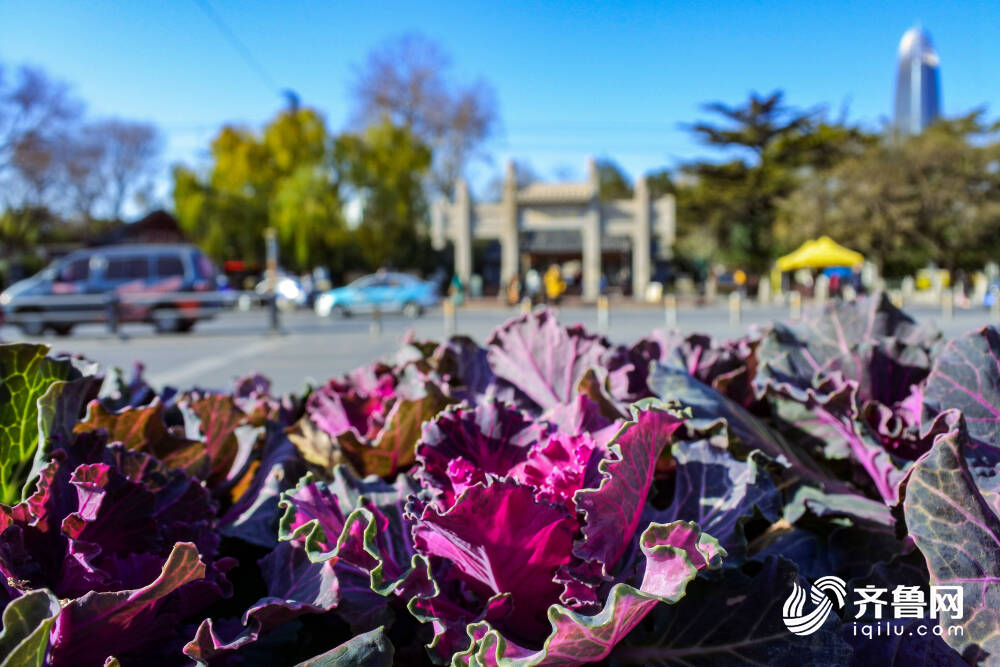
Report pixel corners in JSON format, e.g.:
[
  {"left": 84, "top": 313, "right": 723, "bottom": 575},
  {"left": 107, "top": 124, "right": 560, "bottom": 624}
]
[
  {"left": 453, "top": 179, "right": 473, "bottom": 287},
  {"left": 500, "top": 161, "right": 520, "bottom": 285},
  {"left": 632, "top": 176, "right": 651, "bottom": 299},
  {"left": 581, "top": 158, "right": 602, "bottom": 301}
]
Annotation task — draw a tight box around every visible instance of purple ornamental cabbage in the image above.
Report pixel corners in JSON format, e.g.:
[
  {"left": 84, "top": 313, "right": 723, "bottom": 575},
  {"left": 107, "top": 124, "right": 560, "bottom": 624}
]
[
  {"left": 276, "top": 394, "right": 728, "bottom": 665},
  {"left": 0, "top": 432, "right": 232, "bottom": 664},
  {"left": 486, "top": 310, "right": 614, "bottom": 413},
  {"left": 186, "top": 467, "right": 426, "bottom": 663},
  {"left": 294, "top": 361, "right": 454, "bottom": 478},
  {"left": 307, "top": 363, "right": 397, "bottom": 443}
]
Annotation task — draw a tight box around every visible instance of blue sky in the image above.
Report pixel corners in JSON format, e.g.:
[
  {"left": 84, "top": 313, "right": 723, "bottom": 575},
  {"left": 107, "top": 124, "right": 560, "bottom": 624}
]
[{"left": 1, "top": 0, "right": 996, "bottom": 202}]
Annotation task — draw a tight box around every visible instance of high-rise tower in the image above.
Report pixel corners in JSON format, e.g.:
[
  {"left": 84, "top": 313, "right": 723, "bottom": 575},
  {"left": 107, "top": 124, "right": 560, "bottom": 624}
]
[{"left": 894, "top": 26, "right": 941, "bottom": 134}]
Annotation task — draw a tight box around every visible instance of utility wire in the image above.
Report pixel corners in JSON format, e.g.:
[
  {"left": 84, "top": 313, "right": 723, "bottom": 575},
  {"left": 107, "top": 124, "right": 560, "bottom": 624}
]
[{"left": 192, "top": 0, "right": 281, "bottom": 95}]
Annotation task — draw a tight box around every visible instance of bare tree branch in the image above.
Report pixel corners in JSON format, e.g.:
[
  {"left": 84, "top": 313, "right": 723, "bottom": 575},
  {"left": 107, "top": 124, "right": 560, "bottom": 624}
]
[{"left": 350, "top": 33, "right": 498, "bottom": 198}]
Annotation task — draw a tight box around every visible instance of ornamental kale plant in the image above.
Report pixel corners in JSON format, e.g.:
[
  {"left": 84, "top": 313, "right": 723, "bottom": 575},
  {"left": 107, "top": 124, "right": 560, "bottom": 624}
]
[{"left": 1, "top": 294, "right": 998, "bottom": 665}]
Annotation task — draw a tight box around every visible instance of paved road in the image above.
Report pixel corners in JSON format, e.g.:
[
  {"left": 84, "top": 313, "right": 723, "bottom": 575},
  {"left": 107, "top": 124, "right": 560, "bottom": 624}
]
[{"left": 1, "top": 302, "right": 993, "bottom": 395}]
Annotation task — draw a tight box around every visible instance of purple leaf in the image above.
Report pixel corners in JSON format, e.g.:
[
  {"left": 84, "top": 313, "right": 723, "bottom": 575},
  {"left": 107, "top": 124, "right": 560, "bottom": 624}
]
[
  {"left": 759, "top": 370, "right": 909, "bottom": 504},
  {"left": 646, "top": 364, "right": 836, "bottom": 488},
  {"left": 486, "top": 309, "right": 611, "bottom": 411},
  {"left": 306, "top": 364, "right": 396, "bottom": 442},
  {"left": 612, "top": 557, "right": 850, "bottom": 664},
  {"left": 184, "top": 542, "right": 339, "bottom": 661},
  {"left": 453, "top": 521, "right": 724, "bottom": 666},
  {"left": 219, "top": 425, "right": 306, "bottom": 548},
  {"left": 646, "top": 440, "right": 780, "bottom": 562},
  {"left": 573, "top": 406, "right": 684, "bottom": 572},
  {"left": 415, "top": 401, "right": 550, "bottom": 509},
  {"left": 414, "top": 480, "right": 576, "bottom": 646},
  {"left": 923, "top": 327, "right": 1000, "bottom": 453},
  {"left": 49, "top": 542, "right": 208, "bottom": 665}
]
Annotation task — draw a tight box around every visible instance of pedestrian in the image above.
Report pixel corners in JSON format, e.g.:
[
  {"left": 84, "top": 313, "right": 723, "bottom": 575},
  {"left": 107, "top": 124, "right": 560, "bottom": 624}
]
[
  {"left": 449, "top": 273, "right": 464, "bottom": 306},
  {"left": 506, "top": 274, "right": 521, "bottom": 306},
  {"left": 525, "top": 267, "right": 541, "bottom": 304},
  {"left": 544, "top": 265, "right": 565, "bottom": 304}
]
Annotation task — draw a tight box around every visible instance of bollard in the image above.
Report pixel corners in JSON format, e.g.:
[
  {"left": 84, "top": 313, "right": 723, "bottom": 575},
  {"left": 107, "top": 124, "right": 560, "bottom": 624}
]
[
  {"left": 814, "top": 274, "right": 829, "bottom": 306},
  {"left": 790, "top": 291, "right": 802, "bottom": 319},
  {"left": 705, "top": 275, "right": 717, "bottom": 304},
  {"left": 443, "top": 300, "right": 456, "bottom": 336},
  {"left": 729, "top": 291, "right": 742, "bottom": 326},
  {"left": 597, "top": 296, "right": 609, "bottom": 333},
  {"left": 264, "top": 228, "right": 280, "bottom": 333},
  {"left": 901, "top": 276, "right": 915, "bottom": 302},
  {"left": 268, "top": 294, "right": 280, "bottom": 333},
  {"left": 520, "top": 297, "right": 532, "bottom": 315},
  {"left": 664, "top": 294, "right": 678, "bottom": 329},
  {"left": 370, "top": 305, "right": 382, "bottom": 335},
  {"left": 941, "top": 290, "right": 953, "bottom": 322},
  {"left": 757, "top": 276, "right": 771, "bottom": 306},
  {"left": 106, "top": 294, "right": 121, "bottom": 337}
]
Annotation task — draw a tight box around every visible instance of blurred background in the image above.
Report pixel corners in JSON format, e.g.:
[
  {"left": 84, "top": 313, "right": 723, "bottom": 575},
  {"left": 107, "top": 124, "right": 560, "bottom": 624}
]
[{"left": 0, "top": 0, "right": 998, "bottom": 333}]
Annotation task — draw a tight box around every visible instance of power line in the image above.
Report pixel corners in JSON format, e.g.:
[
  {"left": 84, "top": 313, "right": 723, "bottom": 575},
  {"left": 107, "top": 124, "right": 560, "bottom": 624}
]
[
  {"left": 192, "top": 0, "right": 281, "bottom": 95},
  {"left": 506, "top": 121, "right": 681, "bottom": 132}
]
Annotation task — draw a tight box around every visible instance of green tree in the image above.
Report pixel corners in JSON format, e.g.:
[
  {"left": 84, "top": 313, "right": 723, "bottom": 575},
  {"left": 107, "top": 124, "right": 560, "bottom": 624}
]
[
  {"left": 173, "top": 107, "right": 348, "bottom": 271},
  {"left": 333, "top": 118, "right": 433, "bottom": 270},
  {"left": 677, "top": 91, "right": 871, "bottom": 272},
  {"left": 596, "top": 158, "right": 633, "bottom": 201},
  {"left": 777, "top": 111, "right": 1000, "bottom": 275},
  {"left": 645, "top": 168, "right": 675, "bottom": 199}
]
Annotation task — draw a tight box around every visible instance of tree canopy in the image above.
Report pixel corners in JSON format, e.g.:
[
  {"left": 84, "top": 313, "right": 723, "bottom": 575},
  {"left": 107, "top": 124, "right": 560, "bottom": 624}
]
[
  {"left": 673, "top": 91, "right": 875, "bottom": 272},
  {"left": 776, "top": 111, "right": 1000, "bottom": 275},
  {"left": 334, "top": 118, "right": 434, "bottom": 271},
  {"left": 173, "top": 109, "right": 435, "bottom": 276},
  {"left": 174, "top": 107, "right": 349, "bottom": 272},
  {"left": 596, "top": 158, "right": 633, "bottom": 201}
]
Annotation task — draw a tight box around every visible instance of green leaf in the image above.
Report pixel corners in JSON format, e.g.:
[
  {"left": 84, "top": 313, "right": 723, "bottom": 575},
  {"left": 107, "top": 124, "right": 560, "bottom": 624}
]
[
  {"left": 292, "top": 627, "right": 394, "bottom": 667},
  {"left": 0, "top": 589, "right": 61, "bottom": 667},
  {"left": 0, "top": 343, "right": 96, "bottom": 505},
  {"left": 900, "top": 413, "right": 1000, "bottom": 662}
]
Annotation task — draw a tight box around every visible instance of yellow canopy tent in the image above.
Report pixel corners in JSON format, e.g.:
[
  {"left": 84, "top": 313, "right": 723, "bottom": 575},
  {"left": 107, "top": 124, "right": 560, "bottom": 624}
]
[{"left": 775, "top": 236, "right": 864, "bottom": 272}]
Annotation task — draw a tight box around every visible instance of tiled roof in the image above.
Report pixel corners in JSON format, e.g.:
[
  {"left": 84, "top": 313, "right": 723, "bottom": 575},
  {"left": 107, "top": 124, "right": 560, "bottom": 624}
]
[{"left": 517, "top": 182, "right": 594, "bottom": 203}]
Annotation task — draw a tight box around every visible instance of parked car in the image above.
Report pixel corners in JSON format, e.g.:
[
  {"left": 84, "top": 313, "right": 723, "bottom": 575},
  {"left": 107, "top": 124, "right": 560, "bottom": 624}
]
[
  {"left": 0, "top": 244, "right": 221, "bottom": 335},
  {"left": 314, "top": 272, "right": 439, "bottom": 318}
]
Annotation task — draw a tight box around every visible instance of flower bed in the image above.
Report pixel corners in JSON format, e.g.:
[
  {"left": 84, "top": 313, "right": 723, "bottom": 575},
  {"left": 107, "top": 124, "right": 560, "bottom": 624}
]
[{"left": 0, "top": 295, "right": 994, "bottom": 665}]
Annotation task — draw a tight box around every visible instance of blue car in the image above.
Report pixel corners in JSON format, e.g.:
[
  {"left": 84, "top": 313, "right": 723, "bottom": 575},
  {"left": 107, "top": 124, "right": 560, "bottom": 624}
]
[
  {"left": 985, "top": 281, "right": 1000, "bottom": 307},
  {"left": 313, "top": 272, "right": 439, "bottom": 318}
]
